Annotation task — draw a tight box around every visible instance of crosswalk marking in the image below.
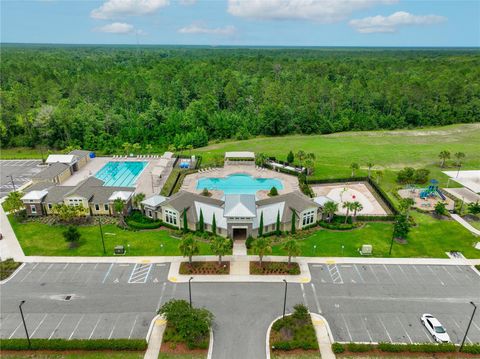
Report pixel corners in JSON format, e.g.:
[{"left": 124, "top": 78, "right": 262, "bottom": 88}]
[
  {"left": 128, "top": 263, "right": 153, "bottom": 283},
  {"left": 327, "top": 263, "right": 344, "bottom": 284}
]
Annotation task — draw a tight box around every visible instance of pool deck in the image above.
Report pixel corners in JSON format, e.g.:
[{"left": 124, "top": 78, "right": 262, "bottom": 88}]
[
  {"left": 60, "top": 156, "right": 173, "bottom": 196},
  {"left": 181, "top": 165, "right": 299, "bottom": 200}
]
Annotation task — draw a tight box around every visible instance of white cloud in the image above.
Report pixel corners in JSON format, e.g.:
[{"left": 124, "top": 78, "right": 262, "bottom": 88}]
[
  {"left": 96, "top": 22, "right": 135, "bottom": 34},
  {"left": 179, "top": 0, "right": 196, "bottom": 5},
  {"left": 227, "top": 0, "right": 397, "bottom": 23},
  {"left": 178, "top": 24, "right": 237, "bottom": 35},
  {"left": 91, "top": 0, "right": 169, "bottom": 19},
  {"left": 349, "top": 11, "right": 446, "bottom": 33}
]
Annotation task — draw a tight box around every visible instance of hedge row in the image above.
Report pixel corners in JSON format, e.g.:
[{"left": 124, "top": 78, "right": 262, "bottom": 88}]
[
  {"left": 126, "top": 220, "right": 162, "bottom": 230},
  {"left": 318, "top": 221, "right": 358, "bottom": 230},
  {"left": 0, "top": 339, "right": 147, "bottom": 351},
  {"left": 332, "top": 342, "right": 480, "bottom": 354}
]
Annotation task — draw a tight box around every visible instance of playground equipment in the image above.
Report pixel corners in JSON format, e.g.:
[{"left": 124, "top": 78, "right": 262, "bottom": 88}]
[{"left": 419, "top": 179, "right": 446, "bottom": 200}]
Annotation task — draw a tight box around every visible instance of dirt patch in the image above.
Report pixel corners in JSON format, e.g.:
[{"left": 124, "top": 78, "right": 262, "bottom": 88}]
[
  {"left": 160, "top": 342, "right": 207, "bottom": 355},
  {"left": 250, "top": 261, "right": 300, "bottom": 275},
  {"left": 179, "top": 261, "right": 230, "bottom": 275}
]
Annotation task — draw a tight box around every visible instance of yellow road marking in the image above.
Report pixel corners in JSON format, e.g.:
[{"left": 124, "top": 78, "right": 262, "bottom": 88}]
[
  {"left": 169, "top": 277, "right": 177, "bottom": 282},
  {"left": 326, "top": 260, "right": 336, "bottom": 264},
  {"left": 155, "top": 319, "right": 167, "bottom": 326},
  {"left": 141, "top": 260, "right": 151, "bottom": 264},
  {"left": 300, "top": 278, "right": 310, "bottom": 283}
]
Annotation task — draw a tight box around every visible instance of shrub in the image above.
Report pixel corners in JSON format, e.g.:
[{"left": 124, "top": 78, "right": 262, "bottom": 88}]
[
  {"left": 377, "top": 342, "right": 456, "bottom": 353},
  {"left": 63, "top": 226, "right": 81, "bottom": 248},
  {"left": 0, "top": 259, "right": 22, "bottom": 281},
  {"left": 347, "top": 343, "right": 374, "bottom": 352},
  {"left": 462, "top": 344, "right": 480, "bottom": 354},
  {"left": 245, "top": 236, "right": 254, "bottom": 249},
  {"left": 269, "top": 186, "right": 278, "bottom": 196},
  {"left": 396, "top": 167, "right": 430, "bottom": 185},
  {"left": 331, "top": 342, "right": 345, "bottom": 353},
  {"left": 318, "top": 220, "right": 358, "bottom": 230},
  {"left": 292, "top": 304, "right": 309, "bottom": 321},
  {"left": 0, "top": 339, "right": 147, "bottom": 351},
  {"left": 434, "top": 201, "right": 447, "bottom": 215}
]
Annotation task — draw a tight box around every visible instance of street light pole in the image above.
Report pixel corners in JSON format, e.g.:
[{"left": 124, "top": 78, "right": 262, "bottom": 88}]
[
  {"left": 98, "top": 217, "right": 106, "bottom": 255},
  {"left": 282, "top": 279, "right": 288, "bottom": 319},
  {"left": 19, "top": 301, "right": 31, "bottom": 348},
  {"left": 460, "top": 301, "right": 477, "bottom": 352},
  {"left": 8, "top": 175, "right": 16, "bottom": 192},
  {"left": 189, "top": 277, "right": 193, "bottom": 308}
]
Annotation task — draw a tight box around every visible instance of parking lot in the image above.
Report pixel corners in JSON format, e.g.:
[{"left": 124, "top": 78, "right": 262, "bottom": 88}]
[
  {"left": 306, "top": 263, "right": 480, "bottom": 344},
  {"left": 0, "top": 160, "right": 43, "bottom": 197},
  {"left": 0, "top": 262, "right": 171, "bottom": 340}
]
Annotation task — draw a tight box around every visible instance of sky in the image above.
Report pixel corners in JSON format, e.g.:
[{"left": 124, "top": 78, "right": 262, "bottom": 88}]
[{"left": 1, "top": 0, "right": 479, "bottom": 47}]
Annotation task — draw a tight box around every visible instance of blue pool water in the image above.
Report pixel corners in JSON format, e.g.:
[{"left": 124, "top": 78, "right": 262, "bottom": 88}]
[
  {"left": 196, "top": 174, "right": 284, "bottom": 195},
  {"left": 95, "top": 161, "right": 147, "bottom": 187}
]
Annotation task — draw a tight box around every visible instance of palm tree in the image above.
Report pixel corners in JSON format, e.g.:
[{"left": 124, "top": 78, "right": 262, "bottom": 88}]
[
  {"left": 438, "top": 150, "right": 450, "bottom": 168},
  {"left": 351, "top": 201, "right": 363, "bottom": 220},
  {"left": 350, "top": 163, "right": 359, "bottom": 177},
  {"left": 342, "top": 201, "right": 352, "bottom": 224},
  {"left": 179, "top": 234, "right": 199, "bottom": 264},
  {"left": 367, "top": 162, "right": 374, "bottom": 178},
  {"left": 375, "top": 170, "right": 384, "bottom": 184},
  {"left": 3, "top": 191, "right": 24, "bottom": 215},
  {"left": 252, "top": 237, "right": 272, "bottom": 267},
  {"left": 323, "top": 201, "right": 338, "bottom": 223},
  {"left": 304, "top": 158, "right": 315, "bottom": 175},
  {"left": 210, "top": 236, "right": 230, "bottom": 265},
  {"left": 255, "top": 152, "right": 267, "bottom": 167},
  {"left": 283, "top": 239, "right": 300, "bottom": 264},
  {"left": 454, "top": 152, "right": 466, "bottom": 177},
  {"left": 133, "top": 193, "right": 145, "bottom": 210},
  {"left": 296, "top": 150, "right": 306, "bottom": 166}
]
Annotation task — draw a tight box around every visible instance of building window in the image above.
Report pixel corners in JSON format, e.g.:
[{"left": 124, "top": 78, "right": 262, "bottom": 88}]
[
  {"left": 104, "top": 204, "right": 109, "bottom": 211},
  {"left": 30, "top": 205, "right": 36, "bottom": 214},
  {"left": 302, "top": 210, "right": 315, "bottom": 226},
  {"left": 148, "top": 210, "right": 152, "bottom": 218},
  {"left": 95, "top": 204, "right": 100, "bottom": 211},
  {"left": 165, "top": 209, "right": 177, "bottom": 225},
  {"left": 48, "top": 203, "right": 52, "bottom": 209}
]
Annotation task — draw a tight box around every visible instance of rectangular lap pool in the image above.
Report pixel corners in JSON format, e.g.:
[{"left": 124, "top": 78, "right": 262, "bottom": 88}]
[
  {"left": 196, "top": 174, "right": 283, "bottom": 195},
  {"left": 95, "top": 161, "right": 147, "bottom": 187}
]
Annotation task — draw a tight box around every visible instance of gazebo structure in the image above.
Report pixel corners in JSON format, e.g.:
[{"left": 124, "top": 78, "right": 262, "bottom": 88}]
[{"left": 224, "top": 151, "right": 255, "bottom": 166}]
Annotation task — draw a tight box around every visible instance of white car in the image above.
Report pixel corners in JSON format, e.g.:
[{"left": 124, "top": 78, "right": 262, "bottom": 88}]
[{"left": 421, "top": 314, "right": 451, "bottom": 343}]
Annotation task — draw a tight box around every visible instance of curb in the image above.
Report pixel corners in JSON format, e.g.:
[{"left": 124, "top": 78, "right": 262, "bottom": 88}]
[
  {"left": 265, "top": 313, "right": 291, "bottom": 359},
  {"left": 0, "top": 262, "right": 26, "bottom": 285},
  {"left": 145, "top": 314, "right": 160, "bottom": 343},
  {"left": 207, "top": 327, "right": 214, "bottom": 359}
]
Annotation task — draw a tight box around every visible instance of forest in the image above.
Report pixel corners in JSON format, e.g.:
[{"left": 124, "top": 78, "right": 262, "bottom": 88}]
[{"left": 1, "top": 45, "right": 479, "bottom": 153}]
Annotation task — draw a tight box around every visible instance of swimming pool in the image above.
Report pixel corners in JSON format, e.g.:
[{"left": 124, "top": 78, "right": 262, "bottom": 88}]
[
  {"left": 196, "top": 174, "right": 284, "bottom": 195},
  {"left": 95, "top": 161, "right": 147, "bottom": 187}
]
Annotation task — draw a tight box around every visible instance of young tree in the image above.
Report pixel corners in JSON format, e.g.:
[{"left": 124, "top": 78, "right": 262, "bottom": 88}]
[
  {"left": 286, "top": 150, "right": 294, "bottom": 164},
  {"left": 393, "top": 215, "right": 410, "bottom": 240},
  {"left": 113, "top": 198, "right": 125, "bottom": 218},
  {"left": 399, "top": 198, "right": 415, "bottom": 220},
  {"left": 375, "top": 170, "right": 384, "bottom": 184},
  {"left": 304, "top": 158, "right": 315, "bottom": 175},
  {"left": 201, "top": 187, "right": 210, "bottom": 197},
  {"left": 323, "top": 201, "right": 338, "bottom": 223},
  {"left": 350, "top": 163, "right": 359, "bottom": 177},
  {"left": 275, "top": 210, "right": 281, "bottom": 236},
  {"left": 296, "top": 150, "right": 306, "bottom": 166},
  {"left": 3, "top": 191, "right": 24, "bottom": 214},
  {"left": 343, "top": 201, "right": 353, "bottom": 224},
  {"left": 63, "top": 225, "right": 81, "bottom": 248},
  {"left": 183, "top": 208, "right": 188, "bottom": 233},
  {"left": 133, "top": 193, "right": 145, "bottom": 210},
  {"left": 52, "top": 204, "right": 86, "bottom": 222},
  {"left": 179, "top": 234, "right": 200, "bottom": 264},
  {"left": 454, "top": 152, "right": 466, "bottom": 177},
  {"left": 258, "top": 211, "right": 264, "bottom": 237},
  {"left": 438, "top": 150, "right": 450, "bottom": 168},
  {"left": 467, "top": 201, "right": 480, "bottom": 215},
  {"left": 367, "top": 162, "right": 374, "bottom": 178},
  {"left": 269, "top": 186, "right": 278, "bottom": 196},
  {"left": 198, "top": 209, "right": 204, "bottom": 232},
  {"left": 290, "top": 211, "right": 296, "bottom": 234},
  {"left": 252, "top": 237, "right": 272, "bottom": 266},
  {"left": 283, "top": 239, "right": 300, "bottom": 264},
  {"left": 434, "top": 201, "right": 447, "bottom": 216},
  {"left": 211, "top": 213, "right": 217, "bottom": 235},
  {"left": 210, "top": 236, "right": 230, "bottom": 265},
  {"left": 351, "top": 201, "right": 364, "bottom": 220},
  {"left": 122, "top": 142, "right": 132, "bottom": 155},
  {"left": 255, "top": 152, "right": 267, "bottom": 167}
]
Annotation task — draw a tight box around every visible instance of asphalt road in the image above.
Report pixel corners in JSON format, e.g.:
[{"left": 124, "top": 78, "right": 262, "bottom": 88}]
[
  {"left": 1, "top": 262, "right": 479, "bottom": 359},
  {"left": 0, "top": 160, "right": 43, "bottom": 198}
]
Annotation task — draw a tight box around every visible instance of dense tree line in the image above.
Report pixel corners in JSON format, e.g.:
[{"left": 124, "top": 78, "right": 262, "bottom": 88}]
[{"left": 1, "top": 45, "right": 479, "bottom": 153}]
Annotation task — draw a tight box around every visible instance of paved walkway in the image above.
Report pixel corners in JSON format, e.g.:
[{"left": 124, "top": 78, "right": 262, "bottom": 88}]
[
  {"left": 451, "top": 213, "right": 480, "bottom": 237},
  {"left": 311, "top": 313, "right": 336, "bottom": 359},
  {"left": 144, "top": 316, "right": 167, "bottom": 359},
  {"left": 0, "top": 199, "right": 25, "bottom": 261},
  {"left": 233, "top": 240, "right": 247, "bottom": 256}
]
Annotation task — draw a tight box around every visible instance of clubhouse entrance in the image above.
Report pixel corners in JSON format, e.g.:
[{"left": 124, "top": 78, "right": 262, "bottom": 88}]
[{"left": 232, "top": 228, "right": 247, "bottom": 240}]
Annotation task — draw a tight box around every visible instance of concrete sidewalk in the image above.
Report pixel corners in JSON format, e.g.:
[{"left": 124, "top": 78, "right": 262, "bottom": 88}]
[
  {"left": 144, "top": 316, "right": 167, "bottom": 359},
  {"left": 0, "top": 199, "right": 25, "bottom": 261},
  {"left": 311, "top": 313, "right": 336, "bottom": 359},
  {"left": 451, "top": 213, "right": 480, "bottom": 236}
]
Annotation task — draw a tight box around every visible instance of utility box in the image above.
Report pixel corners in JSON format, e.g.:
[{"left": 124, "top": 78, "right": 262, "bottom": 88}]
[
  {"left": 114, "top": 245, "right": 126, "bottom": 255},
  {"left": 360, "top": 244, "right": 372, "bottom": 256}
]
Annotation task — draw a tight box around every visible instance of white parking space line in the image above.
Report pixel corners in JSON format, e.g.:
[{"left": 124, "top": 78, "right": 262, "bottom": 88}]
[
  {"left": 378, "top": 315, "right": 393, "bottom": 342},
  {"left": 128, "top": 263, "right": 153, "bottom": 284},
  {"left": 353, "top": 265, "right": 365, "bottom": 283},
  {"left": 19, "top": 263, "right": 39, "bottom": 282},
  {"left": 30, "top": 314, "right": 48, "bottom": 338},
  {"left": 68, "top": 314, "right": 85, "bottom": 340},
  {"left": 396, "top": 315, "right": 413, "bottom": 344},
  {"left": 383, "top": 265, "right": 397, "bottom": 284},
  {"left": 84, "top": 263, "right": 99, "bottom": 283},
  {"left": 88, "top": 315, "right": 102, "bottom": 339},
  {"left": 300, "top": 283, "right": 308, "bottom": 307},
  {"left": 128, "top": 315, "right": 139, "bottom": 339},
  {"left": 8, "top": 318, "right": 26, "bottom": 339},
  {"left": 49, "top": 314, "right": 66, "bottom": 339},
  {"left": 310, "top": 283, "right": 322, "bottom": 313},
  {"left": 340, "top": 314, "right": 353, "bottom": 341},
  {"left": 396, "top": 265, "right": 410, "bottom": 281},
  {"left": 451, "top": 317, "right": 471, "bottom": 344},
  {"left": 108, "top": 316, "right": 121, "bottom": 339},
  {"left": 368, "top": 266, "right": 380, "bottom": 282},
  {"left": 102, "top": 264, "right": 114, "bottom": 283},
  {"left": 327, "top": 264, "right": 343, "bottom": 284},
  {"left": 37, "top": 263, "right": 54, "bottom": 282},
  {"left": 362, "top": 317, "right": 373, "bottom": 342},
  {"left": 441, "top": 266, "right": 458, "bottom": 282},
  {"left": 156, "top": 282, "right": 167, "bottom": 311},
  {"left": 419, "top": 321, "right": 434, "bottom": 342}
]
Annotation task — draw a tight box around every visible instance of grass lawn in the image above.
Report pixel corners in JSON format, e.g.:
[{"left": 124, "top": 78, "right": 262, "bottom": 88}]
[
  {"left": 158, "top": 354, "right": 205, "bottom": 359},
  {"left": 0, "top": 353, "right": 144, "bottom": 359},
  {"left": 8, "top": 216, "right": 212, "bottom": 257},
  {"left": 0, "top": 147, "right": 46, "bottom": 159},
  {"left": 197, "top": 123, "right": 480, "bottom": 199},
  {"left": 270, "top": 212, "right": 480, "bottom": 259}
]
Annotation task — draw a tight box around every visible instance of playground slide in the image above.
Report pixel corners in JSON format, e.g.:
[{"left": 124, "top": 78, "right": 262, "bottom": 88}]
[{"left": 436, "top": 188, "right": 446, "bottom": 200}]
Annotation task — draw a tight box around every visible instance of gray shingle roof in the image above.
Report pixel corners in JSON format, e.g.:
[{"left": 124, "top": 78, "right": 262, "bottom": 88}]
[
  {"left": 33, "top": 163, "right": 70, "bottom": 180},
  {"left": 44, "top": 186, "right": 75, "bottom": 203},
  {"left": 162, "top": 191, "right": 224, "bottom": 224},
  {"left": 257, "top": 191, "right": 320, "bottom": 221},
  {"left": 69, "top": 150, "right": 92, "bottom": 159}
]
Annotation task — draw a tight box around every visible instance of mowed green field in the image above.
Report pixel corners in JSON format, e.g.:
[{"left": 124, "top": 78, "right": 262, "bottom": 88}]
[
  {"left": 8, "top": 216, "right": 213, "bottom": 257},
  {"left": 197, "top": 123, "right": 480, "bottom": 194}
]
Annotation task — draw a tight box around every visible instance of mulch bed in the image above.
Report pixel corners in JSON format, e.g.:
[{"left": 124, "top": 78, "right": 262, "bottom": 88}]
[
  {"left": 160, "top": 342, "right": 207, "bottom": 355},
  {"left": 271, "top": 349, "right": 319, "bottom": 356},
  {"left": 250, "top": 261, "right": 300, "bottom": 275},
  {"left": 179, "top": 261, "right": 230, "bottom": 275}
]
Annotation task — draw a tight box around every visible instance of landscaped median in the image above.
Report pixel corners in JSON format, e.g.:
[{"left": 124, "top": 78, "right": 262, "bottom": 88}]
[
  {"left": 0, "top": 259, "right": 22, "bottom": 281},
  {"left": 332, "top": 342, "right": 480, "bottom": 356},
  {"left": 0, "top": 338, "right": 147, "bottom": 351}
]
